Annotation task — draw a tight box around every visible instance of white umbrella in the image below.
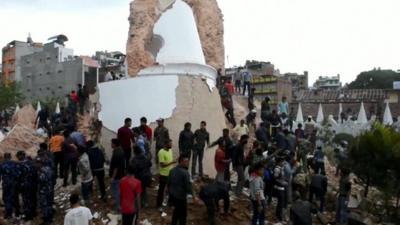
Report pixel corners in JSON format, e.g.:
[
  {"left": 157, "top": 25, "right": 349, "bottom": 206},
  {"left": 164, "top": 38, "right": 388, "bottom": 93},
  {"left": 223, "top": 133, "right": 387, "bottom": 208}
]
[
  {"left": 383, "top": 102, "right": 393, "bottom": 125},
  {"left": 357, "top": 102, "right": 368, "bottom": 124},
  {"left": 316, "top": 104, "right": 324, "bottom": 123},
  {"left": 295, "top": 103, "right": 304, "bottom": 123},
  {"left": 338, "top": 103, "right": 343, "bottom": 123},
  {"left": 36, "top": 101, "right": 42, "bottom": 112},
  {"left": 14, "top": 104, "right": 20, "bottom": 115},
  {"left": 55, "top": 102, "right": 61, "bottom": 114}
]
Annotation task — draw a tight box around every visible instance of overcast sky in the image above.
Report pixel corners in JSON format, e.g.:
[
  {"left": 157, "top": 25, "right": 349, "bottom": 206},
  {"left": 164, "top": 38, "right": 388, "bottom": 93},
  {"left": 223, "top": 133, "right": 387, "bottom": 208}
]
[{"left": 1, "top": 0, "right": 399, "bottom": 84}]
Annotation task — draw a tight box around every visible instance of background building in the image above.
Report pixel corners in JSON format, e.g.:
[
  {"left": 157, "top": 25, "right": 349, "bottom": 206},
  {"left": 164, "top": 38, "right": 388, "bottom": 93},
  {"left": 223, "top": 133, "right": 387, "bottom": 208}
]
[
  {"left": 245, "top": 60, "right": 276, "bottom": 76},
  {"left": 252, "top": 75, "right": 292, "bottom": 105},
  {"left": 93, "top": 51, "right": 126, "bottom": 82},
  {"left": 283, "top": 71, "right": 309, "bottom": 98},
  {"left": 313, "top": 74, "right": 342, "bottom": 90},
  {"left": 20, "top": 35, "right": 99, "bottom": 101},
  {"left": 1, "top": 36, "right": 43, "bottom": 84}
]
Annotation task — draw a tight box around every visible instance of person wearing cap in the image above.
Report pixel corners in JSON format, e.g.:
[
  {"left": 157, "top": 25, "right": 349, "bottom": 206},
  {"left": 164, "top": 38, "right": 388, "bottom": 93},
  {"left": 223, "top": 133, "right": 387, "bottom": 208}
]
[
  {"left": 0, "top": 153, "right": 18, "bottom": 220},
  {"left": 154, "top": 118, "right": 170, "bottom": 164},
  {"left": 16, "top": 151, "right": 37, "bottom": 222},
  {"left": 37, "top": 155, "right": 55, "bottom": 225}
]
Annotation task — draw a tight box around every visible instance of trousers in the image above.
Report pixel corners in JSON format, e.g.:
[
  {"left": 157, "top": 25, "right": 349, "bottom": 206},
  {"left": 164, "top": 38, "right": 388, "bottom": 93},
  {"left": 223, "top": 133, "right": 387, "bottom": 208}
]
[
  {"left": 191, "top": 148, "right": 204, "bottom": 176},
  {"left": 157, "top": 175, "right": 168, "bottom": 208},
  {"left": 171, "top": 196, "right": 187, "bottom": 225}
]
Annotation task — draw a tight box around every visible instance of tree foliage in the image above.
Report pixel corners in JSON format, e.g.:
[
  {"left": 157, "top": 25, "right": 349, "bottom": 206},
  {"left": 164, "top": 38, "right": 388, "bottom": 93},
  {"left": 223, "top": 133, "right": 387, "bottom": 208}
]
[
  {"left": 348, "top": 123, "right": 400, "bottom": 219},
  {"left": 0, "top": 82, "right": 24, "bottom": 112},
  {"left": 348, "top": 69, "right": 400, "bottom": 89}
]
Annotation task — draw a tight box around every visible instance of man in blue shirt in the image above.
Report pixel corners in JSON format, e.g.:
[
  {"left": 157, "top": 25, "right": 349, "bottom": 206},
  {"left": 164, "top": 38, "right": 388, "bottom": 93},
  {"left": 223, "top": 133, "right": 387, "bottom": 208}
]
[
  {"left": 242, "top": 69, "right": 252, "bottom": 96},
  {"left": 278, "top": 96, "right": 289, "bottom": 115}
]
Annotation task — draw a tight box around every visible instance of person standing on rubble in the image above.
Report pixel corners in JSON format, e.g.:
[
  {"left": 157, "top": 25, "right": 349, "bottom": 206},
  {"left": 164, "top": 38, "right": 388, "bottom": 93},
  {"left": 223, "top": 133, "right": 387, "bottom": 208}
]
[
  {"left": 154, "top": 118, "right": 169, "bottom": 164},
  {"left": 231, "top": 135, "right": 249, "bottom": 197},
  {"left": 157, "top": 139, "right": 176, "bottom": 210},
  {"left": 168, "top": 155, "right": 196, "bottom": 225},
  {"left": 118, "top": 118, "right": 135, "bottom": 167},
  {"left": 86, "top": 140, "right": 107, "bottom": 201},
  {"left": 0, "top": 153, "right": 18, "bottom": 220},
  {"left": 210, "top": 129, "right": 234, "bottom": 182},
  {"left": 16, "top": 151, "right": 38, "bottom": 223},
  {"left": 109, "top": 139, "right": 126, "bottom": 213},
  {"left": 178, "top": 122, "right": 194, "bottom": 158},
  {"left": 63, "top": 129, "right": 79, "bottom": 187},
  {"left": 37, "top": 155, "right": 54, "bottom": 225},
  {"left": 336, "top": 168, "right": 352, "bottom": 225},
  {"left": 192, "top": 121, "right": 210, "bottom": 178},
  {"left": 50, "top": 129, "right": 65, "bottom": 179}
]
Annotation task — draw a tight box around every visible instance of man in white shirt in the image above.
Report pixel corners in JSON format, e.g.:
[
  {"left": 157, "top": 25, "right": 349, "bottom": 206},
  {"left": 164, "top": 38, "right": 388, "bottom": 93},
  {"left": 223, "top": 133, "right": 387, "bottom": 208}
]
[
  {"left": 64, "top": 193, "right": 93, "bottom": 225},
  {"left": 233, "top": 119, "right": 249, "bottom": 140}
]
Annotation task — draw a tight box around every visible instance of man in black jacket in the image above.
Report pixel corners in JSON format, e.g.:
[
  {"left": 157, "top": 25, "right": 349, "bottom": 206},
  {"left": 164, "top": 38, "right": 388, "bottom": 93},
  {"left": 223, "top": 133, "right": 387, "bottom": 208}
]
[
  {"left": 231, "top": 135, "right": 249, "bottom": 196},
  {"left": 86, "top": 140, "right": 106, "bottom": 201},
  {"left": 130, "top": 146, "right": 152, "bottom": 207},
  {"left": 199, "top": 182, "right": 230, "bottom": 225},
  {"left": 168, "top": 155, "right": 195, "bottom": 225},
  {"left": 178, "top": 122, "right": 194, "bottom": 158},
  {"left": 192, "top": 121, "right": 210, "bottom": 178}
]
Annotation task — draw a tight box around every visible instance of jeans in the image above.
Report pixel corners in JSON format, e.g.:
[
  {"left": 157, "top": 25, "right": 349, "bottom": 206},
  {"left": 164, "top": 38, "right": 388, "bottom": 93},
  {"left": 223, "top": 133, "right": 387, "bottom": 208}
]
[
  {"left": 251, "top": 200, "right": 266, "bottom": 225},
  {"left": 234, "top": 165, "right": 245, "bottom": 195},
  {"left": 224, "top": 162, "right": 231, "bottom": 182},
  {"left": 111, "top": 179, "right": 120, "bottom": 212},
  {"left": 171, "top": 196, "right": 187, "bottom": 225},
  {"left": 215, "top": 171, "right": 225, "bottom": 184},
  {"left": 336, "top": 196, "right": 349, "bottom": 224},
  {"left": 93, "top": 170, "right": 106, "bottom": 199},
  {"left": 63, "top": 158, "right": 78, "bottom": 186},
  {"left": 122, "top": 213, "right": 137, "bottom": 225},
  {"left": 53, "top": 151, "right": 64, "bottom": 178},
  {"left": 243, "top": 81, "right": 251, "bottom": 96},
  {"left": 191, "top": 148, "right": 204, "bottom": 176},
  {"left": 201, "top": 196, "right": 216, "bottom": 225},
  {"left": 235, "top": 80, "right": 241, "bottom": 93},
  {"left": 81, "top": 181, "right": 93, "bottom": 202},
  {"left": 123, "top": 147, "right": 131, "bottom": 169},
  {"left": 157, "top": 175, "right": 168, "bottom": 208},
  {"left": 309, "top": 187, "right": 325, "bottom": 212}
]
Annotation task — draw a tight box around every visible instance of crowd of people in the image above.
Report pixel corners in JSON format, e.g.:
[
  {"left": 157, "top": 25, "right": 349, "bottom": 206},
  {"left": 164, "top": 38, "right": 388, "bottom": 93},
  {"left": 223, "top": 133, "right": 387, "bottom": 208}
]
[{"left": 0, "top": 79, "right": 354, "bottom": 225}]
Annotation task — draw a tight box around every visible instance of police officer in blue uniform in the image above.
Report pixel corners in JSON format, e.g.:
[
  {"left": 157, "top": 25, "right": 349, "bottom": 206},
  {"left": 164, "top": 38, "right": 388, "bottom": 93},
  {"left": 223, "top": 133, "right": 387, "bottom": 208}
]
[{"left": 0, "top": 153, "right": 18, "bottom": 219}]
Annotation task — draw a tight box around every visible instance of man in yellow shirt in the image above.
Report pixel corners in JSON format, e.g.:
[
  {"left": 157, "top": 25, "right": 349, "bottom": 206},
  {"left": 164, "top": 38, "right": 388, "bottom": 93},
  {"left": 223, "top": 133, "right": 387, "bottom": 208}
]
[
  {"left": 49, "top": 129, "right": 65, "bottom": 178},
  {"left": 156, "top": 139, "right": 176, "bottom": 210}
]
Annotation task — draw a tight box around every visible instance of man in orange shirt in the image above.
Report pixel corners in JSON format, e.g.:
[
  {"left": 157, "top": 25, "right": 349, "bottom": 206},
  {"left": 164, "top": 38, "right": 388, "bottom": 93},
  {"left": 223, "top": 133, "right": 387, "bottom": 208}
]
[{"left": 49, "top": 129, "right": 65, "bottom": 179}]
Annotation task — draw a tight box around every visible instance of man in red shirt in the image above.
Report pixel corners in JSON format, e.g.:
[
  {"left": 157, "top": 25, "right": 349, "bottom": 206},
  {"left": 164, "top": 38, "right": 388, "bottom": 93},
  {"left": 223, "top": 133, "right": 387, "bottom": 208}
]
[
  {"left": 140, "top": 117, "right": 152, "bottom": 143},
  {"left": 214, "top": 140, "right": 230, "bottom": 183},
  {"left": 224, "top": 78, "right": 234, "bottom": 96},
  {"left": 118, "top": 118, "right": 135, "bottom": 167},
  {"left": 120, "top": 164, "right": 142, "bottom": 225}
]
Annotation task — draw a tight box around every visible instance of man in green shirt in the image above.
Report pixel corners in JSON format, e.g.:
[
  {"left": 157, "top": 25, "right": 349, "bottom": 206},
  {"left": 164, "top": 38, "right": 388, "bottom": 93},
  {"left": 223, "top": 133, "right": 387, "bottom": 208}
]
[{"left": 157, "top": 139, "right": 176, "bottom": 210}]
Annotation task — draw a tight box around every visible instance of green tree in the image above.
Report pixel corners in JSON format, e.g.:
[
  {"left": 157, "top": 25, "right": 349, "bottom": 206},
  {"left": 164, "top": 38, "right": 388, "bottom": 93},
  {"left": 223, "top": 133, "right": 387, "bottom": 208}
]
[
  {"left": 0, "top": 82, "right": 24, "bottom": 112},
  {"left": 348, "top": 69, "right": 400, "bottom": 89},
  {"left": 348, "top": 124, "right": 400, "bottom": 220}
]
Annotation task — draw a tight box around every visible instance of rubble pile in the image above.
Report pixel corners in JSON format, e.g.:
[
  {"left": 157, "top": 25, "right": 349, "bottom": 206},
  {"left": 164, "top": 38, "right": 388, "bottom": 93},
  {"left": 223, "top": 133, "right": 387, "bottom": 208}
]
[
  {"left": 0, "top": 124, "right": 44, "bottom": 157},
  {"left": 11, "top": 104, "right": 37, "bottom": 129}
]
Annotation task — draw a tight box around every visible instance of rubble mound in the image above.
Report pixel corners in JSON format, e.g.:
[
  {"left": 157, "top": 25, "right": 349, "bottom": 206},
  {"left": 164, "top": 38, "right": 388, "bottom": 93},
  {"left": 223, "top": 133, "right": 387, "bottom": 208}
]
[
  {"left": 11, "top": 104, "right": 37, "bottom": 129},
  {"left": 0, "top": 124, "right": 44, "bottom": 158}
]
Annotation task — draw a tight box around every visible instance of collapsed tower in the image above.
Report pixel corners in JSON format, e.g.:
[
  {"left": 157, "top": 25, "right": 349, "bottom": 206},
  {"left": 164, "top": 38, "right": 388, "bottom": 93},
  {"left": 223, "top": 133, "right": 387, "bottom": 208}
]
[{"left": 98, "top": 0, "right": 226, "bottom": 175}]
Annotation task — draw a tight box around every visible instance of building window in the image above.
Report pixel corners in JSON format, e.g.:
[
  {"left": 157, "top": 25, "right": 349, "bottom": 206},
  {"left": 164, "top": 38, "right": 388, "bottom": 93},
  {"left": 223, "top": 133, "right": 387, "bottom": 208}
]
[
  {"left": 39, "top": 58, "right": 42, "bottom": 62},
  {"left": 46, "top": 87, "right": 50, "bottom": 90},
  {"left": 58, "top": 70, "right": 63, "bottom": 73},
  {"left": 39, "top": 73, "right": 42, "bottom": 76},
  {"left": 26, "top": 60, "right": 30, "bottom": 64},
  {"left": 46, "top": 56, "right": 51, "bottom": 60},
  {"left": 46, "top": 71, "right": 51, "bottom": 75},
  {"left": 27, "top": 89, "right": 31, "bottom": 92},
  {"left": 39, "top": 88, "right": 42, "bottom": 91},
  {"left": 58, "top": 86, "right": 62, "bottom": 89}
]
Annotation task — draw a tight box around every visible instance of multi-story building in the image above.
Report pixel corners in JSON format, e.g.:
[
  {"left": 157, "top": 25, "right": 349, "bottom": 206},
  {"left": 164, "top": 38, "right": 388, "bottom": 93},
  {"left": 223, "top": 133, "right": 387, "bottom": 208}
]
[
  {"left": 283, "top": 71, "right": 309, "bottom": 98},
  {"left": 1, "top": 36, "right": 43, "bottom": 84},
  {"left": 94, "top": 51, "right": 126, "bottom": 82},
  {"left": 252, "top": 75, "right": 292, "bottom": 105},
  {"left": 20, "top": 35, "right": 99, "bottom": 101},
  {"left": 245, "top": 60, "right": 275, "bottom": 76},
  {"left": 313, "top": 74, "right": 342, "bottom": 90}
]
